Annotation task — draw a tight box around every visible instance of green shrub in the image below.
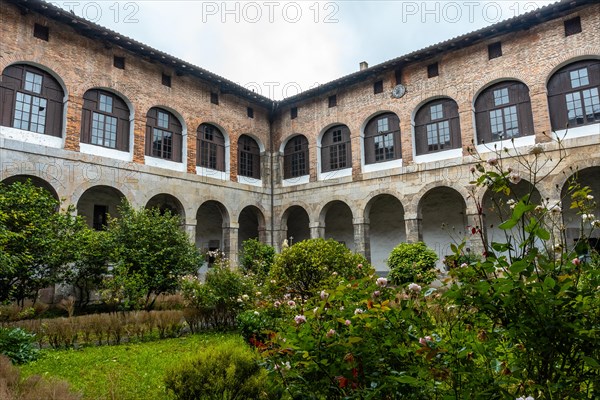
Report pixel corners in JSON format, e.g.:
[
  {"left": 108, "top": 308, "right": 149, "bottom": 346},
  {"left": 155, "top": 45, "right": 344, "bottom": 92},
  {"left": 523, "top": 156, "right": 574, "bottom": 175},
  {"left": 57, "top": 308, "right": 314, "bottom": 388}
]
[
  {"left": 0, "top": 327, "right": 38, "bottom": 364},
  {"left": 239, "top": 239, "right": 275, "bottom": 284},
  {"left": 181, "top": 264, "right": 255, "bottom": 329},
  {"left": 164, "top": 337, "right": 275, "bottom": 399},
  {"left": 387, "top": 242, "right": 438, "bottom": 285},
  {"left": 270, "top": 238, "right": 371, "bottom": 300}
]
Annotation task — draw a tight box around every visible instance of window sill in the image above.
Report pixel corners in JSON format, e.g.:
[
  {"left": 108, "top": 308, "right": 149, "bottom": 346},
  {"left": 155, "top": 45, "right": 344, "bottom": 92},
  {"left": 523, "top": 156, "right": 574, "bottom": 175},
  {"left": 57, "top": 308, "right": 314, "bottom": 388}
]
[
  {"left": 362, "top": 158, "right": 402, "bottom": 173},
  {"left": 237, "top": 175, "right": 262, "bottom": 187},
  {"left": 282, "top": 174, "right": 310, "bottom": 187},
  {"left": 144, "top": 156, "right": 185, "bottom": 172},
  {"left": 80, "top": 143, "right": 132, "bottom": 161},
  {"left": 475, "top": 134, "right": 535, "bottom": 154},
  {"left": 319, "top": 167, "right": 352, "bottom": 181},
  {"left": 0, "top": 126, "right": 63, "bottom": 149},
  {"left": 413, "top": 148, "right": 462, "bottom": 164},
  {"left": 553, "top": 123, "right": 599, "bottom": 141},
  {"left": 196, "top": 166, "right": 228, "bottom": 181}
]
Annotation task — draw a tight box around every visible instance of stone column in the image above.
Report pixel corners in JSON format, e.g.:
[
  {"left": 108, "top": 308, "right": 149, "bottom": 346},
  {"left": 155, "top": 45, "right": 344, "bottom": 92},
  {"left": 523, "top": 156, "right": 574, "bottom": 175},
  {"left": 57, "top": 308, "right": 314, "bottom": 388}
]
[
  {"left": 465, "top": 205, "right": 487, "bottom": 257},
  {"left": 353, "top": 218, "right": 371, "bottom": 260},
  {"left": 310, "top": 222, "right": 325, "bottom": 239},
  {"left": 223, "top": 223, "right": 239, "bottom": 267},
  {"left": 404, "top": 213, "right": 423, "bottom": 243},
  {"left": 183, "top": 220, "right": 196, "bottom": 243}
]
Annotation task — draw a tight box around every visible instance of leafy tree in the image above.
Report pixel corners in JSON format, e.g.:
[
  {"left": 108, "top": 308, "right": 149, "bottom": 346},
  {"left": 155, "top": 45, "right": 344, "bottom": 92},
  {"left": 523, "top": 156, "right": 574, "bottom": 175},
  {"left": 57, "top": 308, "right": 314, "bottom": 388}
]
[
  {"left": 58, "top": 228, "right": 110, "bottom": 307},
  {"left": 239, "top": 238, "right": 275, "bottom": 283},
  {"left": 0, "top": 180, "right": 78, "bottom": 305},
  {"left": 387, "top": 242, "right": 438, "bottom": 285},
  {"left": 105, "top": 202, "right": 202, "bottom": 310},
  {"left": 269, "top": 238, "right": 370, "bottom": 300}
]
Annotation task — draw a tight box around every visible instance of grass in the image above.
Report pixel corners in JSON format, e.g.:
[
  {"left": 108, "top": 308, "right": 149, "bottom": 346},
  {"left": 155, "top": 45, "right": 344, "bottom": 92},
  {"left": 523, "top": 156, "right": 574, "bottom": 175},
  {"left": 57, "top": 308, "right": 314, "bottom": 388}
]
[{"left": 18, "top": 332, "right": 242, "bottom": 400}]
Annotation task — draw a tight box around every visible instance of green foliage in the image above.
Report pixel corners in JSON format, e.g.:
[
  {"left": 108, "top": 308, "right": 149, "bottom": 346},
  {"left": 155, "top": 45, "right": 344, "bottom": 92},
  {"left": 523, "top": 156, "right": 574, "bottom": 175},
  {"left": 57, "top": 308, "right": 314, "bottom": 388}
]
[
  {"left": 181, "top": 263, "right": 255, "bottom": 329},
  {"left": 20, "top": 333, "right": 238, "bottom": 400},
  {"left": 0, "top": 180, "right": 83, "bottom": 304},
  {"left": 239, "top": 239, "right": 275, "bottom": 284},
  {"left": 0, "top": 327, "right": 38, "bottom": 364},
  {"left": 269, "top": 238, "right": 371, "bottom": 300},
  {"left": 387, "top": 242, "right": 438, "bottom": 285},
  {"left": 165, "top": 336, "right": 275, "bottom": 400},
  {"left": 262, "top": 275, "right": 432, "bottom": 399},
  {"left": 104, "top": 201, "right": 203, "bottom": 310},
  {"left": 59, "top": 228, "right": 110, "bottom": 307}
]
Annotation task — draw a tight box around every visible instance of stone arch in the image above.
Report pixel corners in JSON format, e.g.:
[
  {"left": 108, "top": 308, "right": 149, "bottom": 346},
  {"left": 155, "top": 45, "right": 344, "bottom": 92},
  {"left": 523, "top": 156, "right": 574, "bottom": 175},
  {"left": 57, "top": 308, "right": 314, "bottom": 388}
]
[
  {"left": 146, "top": 193, "right": 185, "bottom": 219},
  {"left": 196, "top": 200, "right": 230, "bottom": 264},
  {"left": 560, "top": 166, "right": 600, "bottom": 250},
  {"left": 320, "top": 200, "right": 355, "bottom": 250},
  {"left": 482, "top": 179, "right": 542, "bottom": 253},
  {"left": 281, "top": 205, "right": 310, "bottom": 245},
  {"left": 76, "top": 185, "right": 126, "bottom": 230},
  {"left": 418, "top": 186, "right": 467, "bottom": 265},
  {"left": 1, "top": 174, "right": 59, "bottom": 201},
  {"left": 365, "top": 194, "right": 406, "bottom": 273},
  {"left": 238, "top": 205, "right": 267, "bottom": 250}
]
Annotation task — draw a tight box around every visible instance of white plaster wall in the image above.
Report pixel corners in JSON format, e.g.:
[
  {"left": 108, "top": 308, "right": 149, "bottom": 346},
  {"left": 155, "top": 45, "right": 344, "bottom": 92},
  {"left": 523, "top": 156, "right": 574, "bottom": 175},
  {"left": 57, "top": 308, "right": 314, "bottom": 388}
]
[
  {"left": 369, "top": 196, "right": 405, "bottom": 273},
  {"left": 286, "top": 207, "right": 310, "bottom": 244},
  {"left": 421, "top": 188, "right": 466, "bottom": 267},
  {"left": 196, "top": 202, "right": 224, "bottom": 251},
  {"left": 238, "top": 208, "right": 259, "bottom": 250},
  {"left": 324, "top": 202, "right": 355, "bottom": 251}
]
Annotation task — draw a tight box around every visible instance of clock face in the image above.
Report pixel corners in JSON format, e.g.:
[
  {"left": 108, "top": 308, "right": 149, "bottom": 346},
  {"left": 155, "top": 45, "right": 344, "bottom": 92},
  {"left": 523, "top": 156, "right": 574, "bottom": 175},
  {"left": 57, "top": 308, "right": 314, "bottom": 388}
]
[{"left": 391, "top": 84, "right": 406, "bottom": 99}]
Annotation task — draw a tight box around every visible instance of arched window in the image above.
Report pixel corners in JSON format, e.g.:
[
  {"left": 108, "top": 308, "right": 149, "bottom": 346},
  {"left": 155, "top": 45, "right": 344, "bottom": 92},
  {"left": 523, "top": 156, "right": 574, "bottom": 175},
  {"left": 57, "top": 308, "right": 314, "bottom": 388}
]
[
  {"left": 364, "top": 113, "right": 401, "bottom": 164},
  {"left": 475, "top": 81, "right": 534, "bottom": 144},
  {"left": 547, "top": 59, "right": 600, "bottom": 130},
  {"left": 197, "top": 123, "right": 225, "bottom": 171},
  {"left": 321, "top": 125, "right": 351, "bottom": 172},
  {"left": 81, "top": 89, "right": 130, "bottom": 151},
  {"left": 414, "top": 98, "right": 461, "bottom": 155},
  {"left": 0, "top": 64, "right": 64, "bottom": 137},
  {"left": 145, "top": 107, "right": 182, "bottom": 162},
  {"left": 238, "top": 135, "right": 260, "bottom": 179},
  {"left": 283, "top": 135, "right": 309, "bottom": 179}
]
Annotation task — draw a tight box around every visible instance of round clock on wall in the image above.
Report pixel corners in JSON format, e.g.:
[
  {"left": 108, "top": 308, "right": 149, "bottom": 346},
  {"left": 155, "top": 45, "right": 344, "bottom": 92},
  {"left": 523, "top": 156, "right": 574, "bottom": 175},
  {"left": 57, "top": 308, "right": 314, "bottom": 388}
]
[{"left": 391, "top": 84, "right": 406, "bottom": 99}]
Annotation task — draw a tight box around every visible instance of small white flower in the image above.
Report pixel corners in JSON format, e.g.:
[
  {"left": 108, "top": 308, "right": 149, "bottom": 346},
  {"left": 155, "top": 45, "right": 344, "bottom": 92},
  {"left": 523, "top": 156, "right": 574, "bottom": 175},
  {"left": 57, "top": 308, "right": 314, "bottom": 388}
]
[
  {"left": 339, "top": 306, "right": 344, "bottom": 311},
  {"left": 253, "top": 311, "right": 260, "bottom": 316},
  {"left": 582, "top": 213, "right": 595, "bottom": 222},
  {"left": 587, "top": 195, "right": 594, "bottom": 200},
  {"left": 549, "top": 204, "right": 562, "bottom": 214},
  {"left": 508, "top": 172, "right": 521, "bottom": 185},
  {"left": 592, "top": 220, "right": 600, "bottom": 228},
  {"left": 242, "top": 294, "right": 249, "bottom": 301},
  {"left": 376, "top": 277, "right": 388, "bottom": 287},
  {"left": 408, "top": 283, "right": 422, "bottom": 293},
  {"left": 507, "top": 199, "right": 516, "bottom": 209},
  {"left": 313, "top": 307, "right": 319, "bottom": 314},
  {"left": 354, "top": 308, "right": 364, "bottom": 315},
  {"left": 320, "top": 290, "right": 329, "bottom": 300}
]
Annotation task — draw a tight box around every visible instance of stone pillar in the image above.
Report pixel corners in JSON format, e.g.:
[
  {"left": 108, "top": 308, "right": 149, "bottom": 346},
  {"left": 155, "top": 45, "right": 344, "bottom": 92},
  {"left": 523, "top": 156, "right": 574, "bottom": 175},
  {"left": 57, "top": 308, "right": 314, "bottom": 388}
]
[
  {"left": 404, "top": 214, "right": 423, "bottom": 243},
  {"left": 546, "top": 198, "right": 564, "bottom": 251},
  {"left": 223, "top": 223, "right": 239, "bottom": 267},
  {"left": 309, "top": 222, "right": 325, "bottom": 239},
  {"left": 272, "top": 228, "right": 288, "bottom": 252},
  {"left": 465, "top": 205, "right": 487, "bottom": 257},
  {"left": 183, "top": 221, "right": 196, "bottom": 243},
  {"left": 353, "top": 218, "right": 371, "bottom": 260}
]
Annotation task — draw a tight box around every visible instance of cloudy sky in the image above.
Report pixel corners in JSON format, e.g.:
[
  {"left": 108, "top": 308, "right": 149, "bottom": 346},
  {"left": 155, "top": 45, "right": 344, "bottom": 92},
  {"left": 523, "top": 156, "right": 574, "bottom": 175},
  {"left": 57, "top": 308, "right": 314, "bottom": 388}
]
[{"left": 53, "top": 1, "right": 554, "bottom": 99}]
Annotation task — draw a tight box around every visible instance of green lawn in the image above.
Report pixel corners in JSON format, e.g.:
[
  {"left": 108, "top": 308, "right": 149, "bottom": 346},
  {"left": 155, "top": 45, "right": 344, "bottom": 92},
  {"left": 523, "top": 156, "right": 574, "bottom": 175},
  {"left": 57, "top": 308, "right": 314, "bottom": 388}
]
[{"left": 19, "top": 333, "right": 242, "bottom": 400}]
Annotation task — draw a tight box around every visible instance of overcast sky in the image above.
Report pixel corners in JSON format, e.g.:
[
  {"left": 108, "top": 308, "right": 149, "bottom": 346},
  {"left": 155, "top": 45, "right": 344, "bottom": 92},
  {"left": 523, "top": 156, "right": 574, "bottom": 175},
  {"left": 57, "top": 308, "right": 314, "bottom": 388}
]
[{"left": 52, "top": 1, "right": 554, "bottom": 99}]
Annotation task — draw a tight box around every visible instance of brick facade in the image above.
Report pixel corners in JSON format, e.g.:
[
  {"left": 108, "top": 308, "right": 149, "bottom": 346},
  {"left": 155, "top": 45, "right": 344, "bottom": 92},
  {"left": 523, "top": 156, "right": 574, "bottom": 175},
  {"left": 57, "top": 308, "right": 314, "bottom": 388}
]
[{"left": 1, "top": 0, "right": 599, "bottom": 272}]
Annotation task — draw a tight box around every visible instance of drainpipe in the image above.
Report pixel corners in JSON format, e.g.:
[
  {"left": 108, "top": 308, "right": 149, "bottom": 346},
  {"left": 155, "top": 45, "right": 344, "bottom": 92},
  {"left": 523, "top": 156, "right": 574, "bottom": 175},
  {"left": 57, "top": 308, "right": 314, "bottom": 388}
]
[{"left": 268, "top": 101, "right": 277, "bottom": 248}]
